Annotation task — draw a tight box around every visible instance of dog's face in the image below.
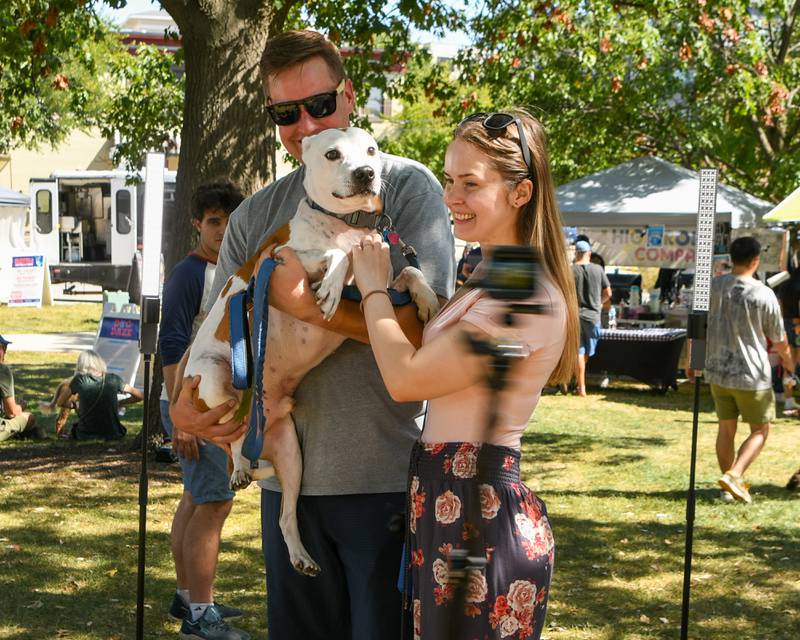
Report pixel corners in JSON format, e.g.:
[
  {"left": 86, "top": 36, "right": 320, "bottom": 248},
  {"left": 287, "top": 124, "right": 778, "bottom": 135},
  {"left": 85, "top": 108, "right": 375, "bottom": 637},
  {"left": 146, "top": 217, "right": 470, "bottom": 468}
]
[{"left": 302, "top": 127, "right": 382, "bottom": 214}]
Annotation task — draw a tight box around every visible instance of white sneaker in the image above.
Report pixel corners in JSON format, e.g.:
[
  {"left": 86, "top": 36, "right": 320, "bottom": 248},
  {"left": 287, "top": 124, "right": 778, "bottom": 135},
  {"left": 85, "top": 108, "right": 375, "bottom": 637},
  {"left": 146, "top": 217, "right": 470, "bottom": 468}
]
[
  {"left": 599, "top": 376, "right": 610, "bottom": 389},
  {"left": 718, "top": 489, "right": 735, "bottom": 503},
  {"left": 719, "top": 473, "right": 752, "bottom": 504}
]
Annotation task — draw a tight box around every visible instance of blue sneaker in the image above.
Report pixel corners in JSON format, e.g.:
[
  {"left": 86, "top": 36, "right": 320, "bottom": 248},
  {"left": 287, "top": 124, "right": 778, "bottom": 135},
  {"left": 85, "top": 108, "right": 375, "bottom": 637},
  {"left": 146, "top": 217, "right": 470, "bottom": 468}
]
[
  {"left": 179, "top": 605, "right": 250, "bottom": 640},
  {"left": 169, "top": 593, "right": 244, "bottom": 620}
]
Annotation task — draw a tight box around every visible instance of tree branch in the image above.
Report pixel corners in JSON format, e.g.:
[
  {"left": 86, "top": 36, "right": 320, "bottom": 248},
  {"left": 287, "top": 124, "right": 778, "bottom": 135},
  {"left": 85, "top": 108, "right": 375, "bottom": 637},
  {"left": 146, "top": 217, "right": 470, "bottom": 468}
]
[
  {"left": 271, "top": 0, "right": 301, "bottom": 34},
  {"left": 749, "top": 114, "right": 776, "bottom": 160},
  {"left": 159, "top": 0, "right": 191, "bottom": 30},
  {"left": 778, "top": 0, "right": 800, "bottom": 64}
]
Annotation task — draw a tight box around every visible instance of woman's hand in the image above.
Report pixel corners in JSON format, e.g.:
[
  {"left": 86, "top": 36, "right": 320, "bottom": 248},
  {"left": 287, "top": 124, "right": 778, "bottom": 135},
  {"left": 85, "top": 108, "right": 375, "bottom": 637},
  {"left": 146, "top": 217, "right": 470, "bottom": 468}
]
[
  {"left": 352, "top": 233, "right": 391, "bottom": 295},
  {"left": 266, "top": 245, "right": 323, "bottom": 324}
]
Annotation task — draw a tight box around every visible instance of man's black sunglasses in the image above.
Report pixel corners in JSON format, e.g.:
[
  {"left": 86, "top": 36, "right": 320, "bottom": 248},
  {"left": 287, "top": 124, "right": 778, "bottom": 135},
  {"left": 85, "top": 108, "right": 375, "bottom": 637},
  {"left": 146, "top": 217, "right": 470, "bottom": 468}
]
[
  {"left": 459, "top": 112, "right": 534, "bottom": 179},
  {"left": 267, "top": 79, "right": 345, "bottom": 126}
]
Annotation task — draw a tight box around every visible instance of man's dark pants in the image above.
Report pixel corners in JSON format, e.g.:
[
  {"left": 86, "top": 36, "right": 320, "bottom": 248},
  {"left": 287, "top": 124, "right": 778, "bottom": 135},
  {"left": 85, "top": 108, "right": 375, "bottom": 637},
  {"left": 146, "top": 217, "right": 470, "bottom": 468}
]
[{"left": 261, "top": 489, "right": 405, "bottom": 639}]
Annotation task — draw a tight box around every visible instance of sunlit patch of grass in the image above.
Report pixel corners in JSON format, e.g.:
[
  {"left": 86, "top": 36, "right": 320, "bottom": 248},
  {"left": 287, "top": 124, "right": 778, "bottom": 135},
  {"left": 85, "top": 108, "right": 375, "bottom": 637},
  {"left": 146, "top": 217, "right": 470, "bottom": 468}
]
[{"left": 0, "top": 303, "right": 101, "bottom": 334}]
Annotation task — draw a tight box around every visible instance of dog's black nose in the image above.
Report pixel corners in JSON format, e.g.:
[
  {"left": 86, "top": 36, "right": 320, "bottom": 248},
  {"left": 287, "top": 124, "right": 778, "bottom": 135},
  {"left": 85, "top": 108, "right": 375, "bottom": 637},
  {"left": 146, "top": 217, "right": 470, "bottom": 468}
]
[{"left": 353, "top": 166, "right": 375, "bottom": 184}]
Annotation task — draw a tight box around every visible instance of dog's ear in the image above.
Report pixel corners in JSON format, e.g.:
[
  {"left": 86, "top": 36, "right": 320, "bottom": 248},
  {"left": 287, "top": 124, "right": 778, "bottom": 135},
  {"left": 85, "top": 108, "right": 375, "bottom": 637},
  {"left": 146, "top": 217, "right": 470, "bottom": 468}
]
[{"left": 301, "top": 136, "right": 313, "bottom": 155}]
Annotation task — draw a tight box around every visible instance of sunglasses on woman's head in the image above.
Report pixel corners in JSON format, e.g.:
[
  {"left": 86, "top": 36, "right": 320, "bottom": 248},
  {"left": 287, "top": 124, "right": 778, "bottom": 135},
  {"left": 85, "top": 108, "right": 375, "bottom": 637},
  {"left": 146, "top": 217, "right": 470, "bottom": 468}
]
[
  {"left": 267, "top": 79, "right": 346, "bottom": 126},
  {"left": 459, "top": 112, "right": 534, "bottom": 179}
]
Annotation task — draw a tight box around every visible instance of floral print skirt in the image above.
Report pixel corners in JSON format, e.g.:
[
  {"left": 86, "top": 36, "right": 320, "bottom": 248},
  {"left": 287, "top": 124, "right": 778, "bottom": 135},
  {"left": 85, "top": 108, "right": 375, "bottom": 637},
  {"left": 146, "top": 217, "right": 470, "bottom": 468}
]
[{"left": 402, "top": 441, "right": 554, "bottom": 640}]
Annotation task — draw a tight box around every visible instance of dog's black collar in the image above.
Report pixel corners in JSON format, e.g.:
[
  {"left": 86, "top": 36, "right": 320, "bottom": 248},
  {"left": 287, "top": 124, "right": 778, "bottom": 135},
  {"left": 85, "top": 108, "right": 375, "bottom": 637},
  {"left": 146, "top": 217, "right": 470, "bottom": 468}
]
[{"left": 305, "top": 197, "right": 377, "bottom": 229}]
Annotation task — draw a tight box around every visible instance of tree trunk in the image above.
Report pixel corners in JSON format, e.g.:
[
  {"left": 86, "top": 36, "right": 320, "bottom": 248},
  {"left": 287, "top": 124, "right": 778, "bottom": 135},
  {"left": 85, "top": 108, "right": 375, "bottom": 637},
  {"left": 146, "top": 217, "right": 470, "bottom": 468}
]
[
  {"left": 137, "top": 2, "right": 292, "bottom": 450},
  {"left": 162, "top": 2, "right": 283, "bottom": 274}
]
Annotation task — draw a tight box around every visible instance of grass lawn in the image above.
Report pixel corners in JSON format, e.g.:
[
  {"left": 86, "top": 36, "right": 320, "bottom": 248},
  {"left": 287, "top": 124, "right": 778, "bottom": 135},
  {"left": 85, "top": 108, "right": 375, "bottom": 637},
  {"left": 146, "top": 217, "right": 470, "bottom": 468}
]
[
  {"left": 1, "top": 348, "right": 799, "bottom": 639},
  {"left": 0, "top": 303, "right": 102, "bottom": 334}
]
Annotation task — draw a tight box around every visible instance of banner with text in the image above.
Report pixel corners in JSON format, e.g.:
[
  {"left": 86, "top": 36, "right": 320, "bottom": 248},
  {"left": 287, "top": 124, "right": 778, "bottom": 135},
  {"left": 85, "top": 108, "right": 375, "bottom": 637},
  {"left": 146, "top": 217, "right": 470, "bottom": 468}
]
[{"left": 578, "top": 225, "right": 731, "bottom": 269}]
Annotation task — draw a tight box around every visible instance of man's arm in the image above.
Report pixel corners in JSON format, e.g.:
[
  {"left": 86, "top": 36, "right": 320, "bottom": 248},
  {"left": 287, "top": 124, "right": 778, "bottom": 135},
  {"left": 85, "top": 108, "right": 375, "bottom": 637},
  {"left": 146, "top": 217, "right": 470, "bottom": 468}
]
[
  {"left": 267, "top": 248, "right": 443, "bottom": 348},
  {"left": 162, "top": 364, "right": 178, "bottom": 404},
  {"left": 773, "top": 339, "right": 796, "bottom": 377}
]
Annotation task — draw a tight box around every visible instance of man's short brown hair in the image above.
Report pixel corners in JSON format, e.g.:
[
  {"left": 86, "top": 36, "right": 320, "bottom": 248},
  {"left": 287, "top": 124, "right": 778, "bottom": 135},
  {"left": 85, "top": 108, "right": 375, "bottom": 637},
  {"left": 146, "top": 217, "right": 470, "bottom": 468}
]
[{"left": 259, "top": 30, "right": 345, "bottom": 99}]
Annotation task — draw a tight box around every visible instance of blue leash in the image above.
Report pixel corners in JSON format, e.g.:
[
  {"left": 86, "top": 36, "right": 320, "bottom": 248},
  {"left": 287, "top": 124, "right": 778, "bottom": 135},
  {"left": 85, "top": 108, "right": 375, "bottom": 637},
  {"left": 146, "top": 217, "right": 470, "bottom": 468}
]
[
  {"left": 228, "top": 229, "right": 421, "bottom": 461},
  {"left": 228, "top": 257, "right": 277, "bottom": 462}
]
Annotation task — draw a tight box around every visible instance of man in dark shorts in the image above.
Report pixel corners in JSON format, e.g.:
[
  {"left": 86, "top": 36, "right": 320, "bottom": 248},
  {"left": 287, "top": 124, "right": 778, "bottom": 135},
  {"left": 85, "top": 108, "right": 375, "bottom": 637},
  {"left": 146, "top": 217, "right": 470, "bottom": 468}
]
[{"left": 572, "top": 240, "right": 611, "bottom": 396}]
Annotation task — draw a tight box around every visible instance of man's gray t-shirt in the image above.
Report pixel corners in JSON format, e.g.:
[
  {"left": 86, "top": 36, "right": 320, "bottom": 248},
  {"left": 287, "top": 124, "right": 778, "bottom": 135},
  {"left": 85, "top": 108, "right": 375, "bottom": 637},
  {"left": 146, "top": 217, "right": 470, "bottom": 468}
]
[
  {"left": 572, "top": 262, "right": 610, "bottom": 324},
  {"left": 705, "top": 273, "right": 784, "bottom": 390},
  {"left": 207, "top": 153, "right": 455, "bottom": 495}
]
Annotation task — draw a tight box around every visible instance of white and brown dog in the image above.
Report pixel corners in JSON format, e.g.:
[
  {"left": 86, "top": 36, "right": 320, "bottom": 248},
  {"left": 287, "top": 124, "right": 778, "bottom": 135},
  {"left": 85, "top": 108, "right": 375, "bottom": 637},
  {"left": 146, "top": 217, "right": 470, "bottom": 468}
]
[{"left": 185, "top": 127, "right": 440, "bottom": 575}]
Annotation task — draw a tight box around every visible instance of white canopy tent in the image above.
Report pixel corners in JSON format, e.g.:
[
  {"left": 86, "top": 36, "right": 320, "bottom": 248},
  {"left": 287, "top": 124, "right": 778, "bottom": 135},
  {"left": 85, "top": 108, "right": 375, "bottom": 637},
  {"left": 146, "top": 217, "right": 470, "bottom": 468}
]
[
  {"left": 556, "top": 156, "right": 772, "bottom": 228},
  {"left": 0, "top": 187, "right": 29, "bottom": 250},
  {"left": 555, "top": 157, "right": 778, "bottom": 269}
]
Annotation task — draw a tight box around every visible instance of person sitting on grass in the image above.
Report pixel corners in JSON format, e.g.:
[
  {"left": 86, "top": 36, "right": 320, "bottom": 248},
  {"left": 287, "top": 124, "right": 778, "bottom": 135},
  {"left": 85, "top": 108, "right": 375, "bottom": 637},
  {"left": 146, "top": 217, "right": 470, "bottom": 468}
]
[
  {"left": 0, "top": 334, "right": 46, "bottom": 442},
  {"left": 55, "top": 350, "right": 142, "bottom": 440}
]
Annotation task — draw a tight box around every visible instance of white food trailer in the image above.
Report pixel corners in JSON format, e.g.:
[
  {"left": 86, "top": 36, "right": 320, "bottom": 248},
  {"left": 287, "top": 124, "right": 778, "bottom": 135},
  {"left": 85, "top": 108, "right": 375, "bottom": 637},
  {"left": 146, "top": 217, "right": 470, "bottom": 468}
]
[{"left": 28, "top": 169, "right": 176, "bottom": 290}]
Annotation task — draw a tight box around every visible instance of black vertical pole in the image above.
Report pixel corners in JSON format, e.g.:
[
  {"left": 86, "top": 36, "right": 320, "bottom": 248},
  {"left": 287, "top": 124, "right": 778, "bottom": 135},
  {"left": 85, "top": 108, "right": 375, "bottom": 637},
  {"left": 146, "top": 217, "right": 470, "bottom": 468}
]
[
  {"left": 680, "top": 372, "right": 702, "bottom": 638},
  {"left": 136, "top": 352, "right": 151, "bottom": 640},
  {"left": 680, "top": 168, "right": 717, "bottom": 639},
  {"left": 680, "top": 311, "right": 708, "bottom": 639}
]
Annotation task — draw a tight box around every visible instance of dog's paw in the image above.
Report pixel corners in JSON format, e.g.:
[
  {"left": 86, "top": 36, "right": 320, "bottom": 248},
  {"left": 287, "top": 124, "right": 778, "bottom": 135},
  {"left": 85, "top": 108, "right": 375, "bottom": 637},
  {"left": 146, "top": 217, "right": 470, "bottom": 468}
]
[
  {"left": 394, "top": 266, "right": 441, "bottom": 323},
  {"left": 288, "top": 546, "right": 322, "bottom": 577},
  {"left": 229, "top": 468, "right": 252, "bottom": 491},
  {"left": 314, "top": 277, "right": 343, "bottom": 321}
]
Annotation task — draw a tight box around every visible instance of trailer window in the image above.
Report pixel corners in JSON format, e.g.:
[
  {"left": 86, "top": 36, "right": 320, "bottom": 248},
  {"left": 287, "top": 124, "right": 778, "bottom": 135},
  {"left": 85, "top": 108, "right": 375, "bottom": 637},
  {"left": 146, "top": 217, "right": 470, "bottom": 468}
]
[
  {"left": 116, "top": 190, "right": 132, "bottom": 234},
  {"left": 35, "top": 190, "right": 53, "bottom": 234}
]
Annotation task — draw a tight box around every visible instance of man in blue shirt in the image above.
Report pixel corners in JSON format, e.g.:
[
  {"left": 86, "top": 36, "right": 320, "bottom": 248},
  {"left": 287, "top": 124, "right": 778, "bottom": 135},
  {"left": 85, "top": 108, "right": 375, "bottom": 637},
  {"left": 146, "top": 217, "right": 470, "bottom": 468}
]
[{"left": 159, "top": 181, "right": 250, "bottom": 640}]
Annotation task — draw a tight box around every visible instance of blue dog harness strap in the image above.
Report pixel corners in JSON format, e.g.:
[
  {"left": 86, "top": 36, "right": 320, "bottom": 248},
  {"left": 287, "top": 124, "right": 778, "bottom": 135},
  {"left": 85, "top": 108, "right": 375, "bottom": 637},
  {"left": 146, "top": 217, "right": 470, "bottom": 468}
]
[
  {"left": 242, "top": 257, "right": 277, "bottom": 462},
  {"left": 229, "top": 290, "right": 252, "bottom": 391}
]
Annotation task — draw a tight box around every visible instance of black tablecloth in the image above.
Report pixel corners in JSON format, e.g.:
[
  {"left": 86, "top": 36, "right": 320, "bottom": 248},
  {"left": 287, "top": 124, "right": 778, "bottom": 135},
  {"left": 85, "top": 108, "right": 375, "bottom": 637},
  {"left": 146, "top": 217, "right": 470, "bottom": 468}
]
[{"left": 586, "top": 328, "right": 688, "bottom": 390}]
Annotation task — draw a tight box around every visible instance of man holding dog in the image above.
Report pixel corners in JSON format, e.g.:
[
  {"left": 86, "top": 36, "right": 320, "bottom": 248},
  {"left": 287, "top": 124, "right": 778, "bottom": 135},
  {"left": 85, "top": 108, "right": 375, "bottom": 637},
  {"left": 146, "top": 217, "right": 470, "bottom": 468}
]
[
  {"left": 170, "top": 30, "right": 454, "bottom": 640},
  {"left": 159, "top": 181, "right": 249, "bottom": 639}
]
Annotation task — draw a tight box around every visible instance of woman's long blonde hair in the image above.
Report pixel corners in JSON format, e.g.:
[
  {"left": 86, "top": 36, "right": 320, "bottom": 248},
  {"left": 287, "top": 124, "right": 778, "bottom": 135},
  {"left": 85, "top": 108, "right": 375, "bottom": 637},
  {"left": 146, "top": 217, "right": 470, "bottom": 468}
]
[
  {"left": 75, "top": 350, "right": 107, "bottom": 378},
  {"left": 454, "top": 109, "right": 579, "bottom": 384}
]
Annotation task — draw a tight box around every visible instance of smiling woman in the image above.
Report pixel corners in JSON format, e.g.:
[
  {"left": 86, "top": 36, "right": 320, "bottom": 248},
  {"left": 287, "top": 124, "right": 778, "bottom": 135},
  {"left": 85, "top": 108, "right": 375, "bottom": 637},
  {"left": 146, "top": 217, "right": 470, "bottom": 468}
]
[{"left": 351, "top": 108, "right": 579, "bottom": 639}]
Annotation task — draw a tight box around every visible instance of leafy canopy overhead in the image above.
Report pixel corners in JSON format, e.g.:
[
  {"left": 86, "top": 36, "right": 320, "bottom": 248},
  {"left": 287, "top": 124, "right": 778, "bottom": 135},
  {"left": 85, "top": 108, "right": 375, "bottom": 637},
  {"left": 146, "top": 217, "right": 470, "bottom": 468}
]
[
  {"left": 443, "top": 0, "right": 800, "bottom": 201},
  {"left": 2, "top": 0, "right": 465, "bottom": 172}
]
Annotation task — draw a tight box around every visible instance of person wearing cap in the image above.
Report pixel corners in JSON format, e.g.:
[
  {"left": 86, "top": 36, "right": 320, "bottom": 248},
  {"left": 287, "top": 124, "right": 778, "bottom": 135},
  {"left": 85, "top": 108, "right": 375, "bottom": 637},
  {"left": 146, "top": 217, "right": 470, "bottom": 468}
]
[
  {"left": 0, "top": 335, "right": 45, "bottom": 442},
  {"left": 572, "top": 240, "right": 611, "bottom": 396}
]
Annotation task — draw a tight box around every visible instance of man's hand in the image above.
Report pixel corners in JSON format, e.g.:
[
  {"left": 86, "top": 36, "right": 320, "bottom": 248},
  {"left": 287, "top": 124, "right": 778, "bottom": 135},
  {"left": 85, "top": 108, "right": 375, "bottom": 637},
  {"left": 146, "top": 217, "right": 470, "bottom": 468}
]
[
  {"left": 172, "top": 426, "right": 202, "bottom": 461},
  {"left": 169, "top": 375, "right": 247, "bottom": 443},
  {"left": 266, "top": 246, "right": 323, "bottom": 325}
]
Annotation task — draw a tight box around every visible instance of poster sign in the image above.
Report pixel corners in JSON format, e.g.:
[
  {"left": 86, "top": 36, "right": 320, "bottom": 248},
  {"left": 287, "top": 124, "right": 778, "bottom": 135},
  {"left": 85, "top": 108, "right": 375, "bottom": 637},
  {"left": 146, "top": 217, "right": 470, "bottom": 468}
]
[
  {"left": 94, "top": 311, "right": 141, "bottom": 386},
  {"left": 646, "top": 225, "right": 665, "bottom": 248},
  {"left": 8, "top": 254, "right": 45, "bottom": 307},
  {"left": 730, "top": 227, "right": 785, "bottom": 272}
]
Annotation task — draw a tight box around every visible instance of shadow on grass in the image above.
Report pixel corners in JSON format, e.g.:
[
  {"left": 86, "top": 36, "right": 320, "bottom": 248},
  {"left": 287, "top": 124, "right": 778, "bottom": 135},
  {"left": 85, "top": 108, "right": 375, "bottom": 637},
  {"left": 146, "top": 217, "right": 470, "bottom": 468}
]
[
  {"left": 7, "top": 362, "right": 74, "bottom": 405},
  {"left": 584, "top": 384, "right": 718, "bottom": 414},
  {"left": 0, "top": 443, "right": 265, "bottom": 639},
  {"left": 0, "top": 435, "right": 168, "bottom": 478},
  {"left": 522, "top": 429, "right": 668, "bottom": 463},
  {"left": 0, "top": 521, "right": 264, "bottom": 639},
  {"left": 550, "top": 512, "right": 800, "bottom": 639}
]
